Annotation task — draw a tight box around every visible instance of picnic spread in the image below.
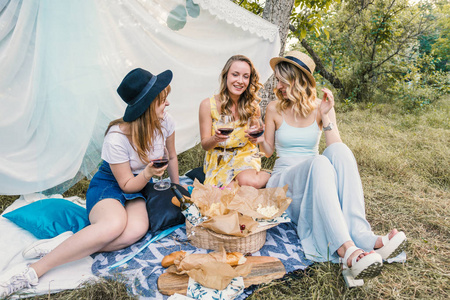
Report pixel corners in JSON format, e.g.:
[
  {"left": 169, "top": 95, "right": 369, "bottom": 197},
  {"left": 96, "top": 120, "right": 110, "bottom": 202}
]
[
  {"left": 90, "top": 178, "right": 314, "bottom": 299},
  {"left": 1, "top": 176, "right": 406, "bottom": 299}
]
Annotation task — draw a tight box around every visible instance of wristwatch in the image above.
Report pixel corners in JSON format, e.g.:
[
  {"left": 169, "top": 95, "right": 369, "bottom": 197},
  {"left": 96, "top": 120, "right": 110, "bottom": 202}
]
[{"left": 323, "top": 122, "right": 334, "bottom": 131}]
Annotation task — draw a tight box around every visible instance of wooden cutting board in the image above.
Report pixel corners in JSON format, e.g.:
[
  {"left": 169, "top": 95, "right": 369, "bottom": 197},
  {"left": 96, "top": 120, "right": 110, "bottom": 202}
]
[{"left": 157, "top": 256, "right": 286, "bottom": 296}]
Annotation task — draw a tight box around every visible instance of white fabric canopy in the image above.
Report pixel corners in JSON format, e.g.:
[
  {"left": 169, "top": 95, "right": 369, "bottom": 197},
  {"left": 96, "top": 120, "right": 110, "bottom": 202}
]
[{"left": 0, "top": 0, "right": 280, "bottom": 195}]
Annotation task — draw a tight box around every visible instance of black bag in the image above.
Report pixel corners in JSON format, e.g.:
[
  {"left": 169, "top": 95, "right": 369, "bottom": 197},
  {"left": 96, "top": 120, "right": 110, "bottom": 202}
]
[{"left": 142, "top": 182, "right": 190, "bottom": 233}]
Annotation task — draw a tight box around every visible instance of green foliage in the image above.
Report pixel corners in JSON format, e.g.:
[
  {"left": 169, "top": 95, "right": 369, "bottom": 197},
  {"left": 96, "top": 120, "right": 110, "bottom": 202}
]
[
  {"left": 429, "top": 2, "right": 450, "bottom": 71},
  {"left": 289, "top": 0, "right": 338, "bottom": 40},
  {"left": 231, "top": 0, "right": 336, "bottom": 40},
  {"left": 290, "top": 0, "right": 449, "bottom": 109},
  {"left": 389, "top": 54, "right": 450, "bottom": 112},
  {"left": 230, "top": 0, "right": 264, "bottom": 16}
]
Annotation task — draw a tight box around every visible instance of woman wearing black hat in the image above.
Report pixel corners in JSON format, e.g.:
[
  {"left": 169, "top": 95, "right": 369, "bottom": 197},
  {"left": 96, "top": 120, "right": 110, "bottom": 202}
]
[
  {"left": 249, "top": 51, "right": 407, "bottom": 280},
  {"left": 0, "top": 68, "right": 180, "bottom": 297}
]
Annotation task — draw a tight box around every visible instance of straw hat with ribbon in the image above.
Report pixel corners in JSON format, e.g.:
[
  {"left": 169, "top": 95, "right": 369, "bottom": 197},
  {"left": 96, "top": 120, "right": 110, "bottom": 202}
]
[{"left": 270, "top": 51, "right": 316, "bottom": 87}]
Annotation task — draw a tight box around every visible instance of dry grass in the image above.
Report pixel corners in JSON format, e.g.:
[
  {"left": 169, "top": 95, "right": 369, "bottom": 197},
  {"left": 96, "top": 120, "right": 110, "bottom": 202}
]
[{"left": 1, "top": 96, "right": 449, "bottom": 299}]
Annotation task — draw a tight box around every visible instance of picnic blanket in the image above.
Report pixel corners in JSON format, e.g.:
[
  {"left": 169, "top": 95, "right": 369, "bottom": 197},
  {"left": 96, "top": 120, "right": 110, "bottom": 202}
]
[
  {"left": 1, "top": 175, "right": 405, "bottom": 299},
  {"left": 91, "top": 222, "right": 312, "bottom": 299}
]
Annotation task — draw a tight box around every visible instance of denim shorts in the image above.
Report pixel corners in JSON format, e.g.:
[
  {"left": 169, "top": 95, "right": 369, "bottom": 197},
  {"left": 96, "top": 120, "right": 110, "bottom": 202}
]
[{"left": 85, "top": 161, "right": 148, "bottom": 216}]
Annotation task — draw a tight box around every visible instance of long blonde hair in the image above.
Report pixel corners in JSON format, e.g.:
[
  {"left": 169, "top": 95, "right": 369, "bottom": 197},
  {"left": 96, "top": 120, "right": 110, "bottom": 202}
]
[
  {"left": 105, "top": 86, "right": 171, "bottom": 164},
  {"left": 218, "top": 55, "right": 263, "bottom": 123},
  {"left": 274, "top": 62, "right": 317, "bottom": 117}
]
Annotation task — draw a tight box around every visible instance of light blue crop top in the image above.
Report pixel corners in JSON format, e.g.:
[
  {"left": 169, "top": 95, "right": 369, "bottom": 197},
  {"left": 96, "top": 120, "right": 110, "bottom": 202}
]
[{"left": 275, "top": 119, "right": 322, "bottom": 157}]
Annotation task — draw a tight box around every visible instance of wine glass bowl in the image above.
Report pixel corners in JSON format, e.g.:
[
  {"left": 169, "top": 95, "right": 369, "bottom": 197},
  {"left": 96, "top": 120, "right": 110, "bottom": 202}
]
[
  {"left": 151, "top": 158, "right": 169, "bottom": 168},
  {"left": 216, "top": 114, "right": 235, "bottom": 158},
  {"left": 247, "top": 116, "right": 265, "bottom": 158},
  {"left": 150, "top": 145, "right": 170, "bottom": 191},
  {"left": 218, "top": 127, "right": 234, "bottom": 136}
]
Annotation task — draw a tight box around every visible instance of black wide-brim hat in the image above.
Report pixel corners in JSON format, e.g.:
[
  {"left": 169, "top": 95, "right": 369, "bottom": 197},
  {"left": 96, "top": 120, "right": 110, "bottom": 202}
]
[{"left": 117, "top": 68, "right": 173, "bottom": 122}]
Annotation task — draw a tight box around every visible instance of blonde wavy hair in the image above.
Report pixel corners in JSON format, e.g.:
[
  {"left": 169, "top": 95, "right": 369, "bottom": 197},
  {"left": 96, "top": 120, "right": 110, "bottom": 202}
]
[
  {"left": 218, "top": 55, "right": 263, "bottom": 123},
  {"left": 105, "top": 86, "right": 171, "bottom": 164},
  {"left": 274, "top": 61, "right": 317, "bottom": 117}
]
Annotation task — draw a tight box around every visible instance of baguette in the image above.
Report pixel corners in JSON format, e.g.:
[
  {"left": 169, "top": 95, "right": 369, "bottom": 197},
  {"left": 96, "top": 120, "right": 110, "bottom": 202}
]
[
  {"left": 162, "top": 251, "right": 247, "bottom": 268},
  {"left": 226, "top": 252, "right": 247, "bottom": 266},
  {"left": 161, "top": 250, "right": 186, "bottom": 268}
]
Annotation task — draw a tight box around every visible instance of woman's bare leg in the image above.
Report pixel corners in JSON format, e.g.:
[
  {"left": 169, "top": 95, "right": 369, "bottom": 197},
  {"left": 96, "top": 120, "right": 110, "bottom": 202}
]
[
  {"left": 30, "top": 199, "right": 128, "bottom": 277},
  {"left": 234, "top": 169, "right": 270, "bottom": 188}
]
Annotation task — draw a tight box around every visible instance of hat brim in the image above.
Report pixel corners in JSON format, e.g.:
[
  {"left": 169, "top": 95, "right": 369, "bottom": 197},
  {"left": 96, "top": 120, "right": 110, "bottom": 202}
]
[
  {"left": 270, "top": 57, "right": 316, "bottom": 87},
  {"left": 123, "top": 70, "right": 173, "bottom": 122}
]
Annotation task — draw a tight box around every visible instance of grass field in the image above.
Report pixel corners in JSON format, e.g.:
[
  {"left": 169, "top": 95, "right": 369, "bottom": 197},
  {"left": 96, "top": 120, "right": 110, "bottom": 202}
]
[{"left": 1, "top": 96, "right": 449, "bottom": 299}]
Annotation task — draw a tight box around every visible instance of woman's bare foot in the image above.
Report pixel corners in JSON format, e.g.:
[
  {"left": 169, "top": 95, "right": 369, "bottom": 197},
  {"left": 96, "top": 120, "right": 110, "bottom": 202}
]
[{"left": 374, "top": 229, "right": 398, "bottom": 249}]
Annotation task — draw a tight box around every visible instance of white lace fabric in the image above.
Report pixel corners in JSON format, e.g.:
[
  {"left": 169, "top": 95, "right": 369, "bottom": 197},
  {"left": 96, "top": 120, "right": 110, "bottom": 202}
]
[{"left": 194, "top": 0, "right": 279, "bottom": 42}]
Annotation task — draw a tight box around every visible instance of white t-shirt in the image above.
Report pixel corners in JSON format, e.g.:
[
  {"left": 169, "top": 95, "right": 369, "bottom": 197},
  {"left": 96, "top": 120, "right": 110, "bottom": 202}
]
[{"left": 101, "top": 113, "right": 175, "bottom": 174}]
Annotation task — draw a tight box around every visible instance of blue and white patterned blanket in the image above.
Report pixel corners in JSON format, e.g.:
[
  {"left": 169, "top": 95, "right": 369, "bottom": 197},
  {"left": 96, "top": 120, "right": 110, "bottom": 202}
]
[{"left": 91, "top": 222, "right": 312, "bottom": 299}]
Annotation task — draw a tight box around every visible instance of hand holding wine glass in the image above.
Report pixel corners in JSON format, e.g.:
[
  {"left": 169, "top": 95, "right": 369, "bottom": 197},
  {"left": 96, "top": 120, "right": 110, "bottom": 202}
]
[
  {"left": 247, "top": 116, "right": 265, "bottom": 158},
  {"left": 216, "top": 114, "right": 235, "bottom": 158},
  {"left": 148, "top": 145, "right": 170, "bottom": 191}
]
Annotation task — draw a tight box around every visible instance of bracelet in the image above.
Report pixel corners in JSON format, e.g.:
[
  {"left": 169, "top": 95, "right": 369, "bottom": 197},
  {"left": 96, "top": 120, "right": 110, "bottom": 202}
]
[{"left": 323, "top": 122, "right": 334, "bottom": 131}]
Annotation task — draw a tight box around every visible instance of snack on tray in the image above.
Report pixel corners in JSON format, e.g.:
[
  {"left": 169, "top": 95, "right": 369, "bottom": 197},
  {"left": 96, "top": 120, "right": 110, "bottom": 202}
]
[{"left": 256, "top": 204, "right": 279, "bottom": 219}]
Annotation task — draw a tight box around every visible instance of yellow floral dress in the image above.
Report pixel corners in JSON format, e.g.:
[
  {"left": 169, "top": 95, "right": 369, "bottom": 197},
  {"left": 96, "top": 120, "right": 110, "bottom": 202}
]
[{"left": 203, "top": 96, "right": 261, "bottom": 187}]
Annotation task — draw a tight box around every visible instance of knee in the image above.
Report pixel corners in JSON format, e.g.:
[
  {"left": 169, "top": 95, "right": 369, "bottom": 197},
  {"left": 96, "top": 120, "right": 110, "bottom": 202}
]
[
  {"left": 323, "top": 143, "right": 354, "bottom": 161},
  {"left": 120, "top": 220, "right": 149, "bottom": 245},
  {"left": 237, "top": 173, "right": 265, "bottom": 189},
  {"left": 96, "top": 219, "right": 127, "bottom": 243},
  {"left": 310, "top": 156, "right": 335, "bottom": 178},
  {"left": 312, "top": 155, "right": 333, "bottom": 169}
]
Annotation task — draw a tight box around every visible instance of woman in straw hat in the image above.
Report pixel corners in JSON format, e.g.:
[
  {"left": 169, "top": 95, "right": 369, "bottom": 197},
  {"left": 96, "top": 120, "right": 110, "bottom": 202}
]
[
  {"left": 0, "top": 68, "right": 181, "bottom": 297},
  {"left": 199, "top": 54, "right": 271, "bottom": 188},
  {"left": 248, "top": 51, "right": 407, "bottom": 280}
]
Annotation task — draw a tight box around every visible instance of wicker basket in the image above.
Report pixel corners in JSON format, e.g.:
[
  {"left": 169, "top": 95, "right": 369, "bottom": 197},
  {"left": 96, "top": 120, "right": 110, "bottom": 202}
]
[{"left": 185, "top": 221, "right": 276, "bottom": 253}]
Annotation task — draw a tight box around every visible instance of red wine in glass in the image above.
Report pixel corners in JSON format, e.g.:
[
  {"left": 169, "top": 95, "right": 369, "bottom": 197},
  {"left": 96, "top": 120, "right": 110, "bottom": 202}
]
[
  {"left": 248, "top": 129, "right": 264, "bottom": 138},
  {"left": 151, "top": 158, "right": 169, "bottom": 168},
  {"left": 150, "top": 145, "right": 170, "bottom": 191},
  {"left": 219, "top": 128, "right": 234, "bottom": 135},
  {"left": 247, "top": 116, "right": 265, "bottom": 158}
]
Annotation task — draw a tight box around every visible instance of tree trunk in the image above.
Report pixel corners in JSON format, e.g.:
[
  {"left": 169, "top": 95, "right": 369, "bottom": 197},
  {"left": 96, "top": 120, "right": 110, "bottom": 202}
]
[{"left": 260, "top": 0, "right": 295, "bottom": 114}]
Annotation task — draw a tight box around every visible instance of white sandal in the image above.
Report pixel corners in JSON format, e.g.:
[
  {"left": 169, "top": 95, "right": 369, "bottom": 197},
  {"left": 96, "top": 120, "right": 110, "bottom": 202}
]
[
  {"left": 375, "top": 231, "right": 407, "bottom": 260},
  {"left": 341, "top": 246, "right": 383, "bottom": 279}
]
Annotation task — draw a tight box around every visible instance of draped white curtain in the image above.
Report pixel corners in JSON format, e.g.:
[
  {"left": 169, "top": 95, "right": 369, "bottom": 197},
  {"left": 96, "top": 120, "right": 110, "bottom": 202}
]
[{"left": 0, "top": 0, "right": 280, "bottom": 195}]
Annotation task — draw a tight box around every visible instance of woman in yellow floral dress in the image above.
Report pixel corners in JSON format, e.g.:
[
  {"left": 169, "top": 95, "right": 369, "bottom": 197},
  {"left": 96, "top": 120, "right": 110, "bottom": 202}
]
[{"left": 199, "top": 55, "right": 270, "bottom": 188}]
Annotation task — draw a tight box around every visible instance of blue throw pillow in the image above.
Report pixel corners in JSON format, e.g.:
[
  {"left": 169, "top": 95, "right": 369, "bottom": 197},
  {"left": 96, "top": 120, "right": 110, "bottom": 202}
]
[{"left": 3, "top": 198, "right": 90, "bottom": 239}]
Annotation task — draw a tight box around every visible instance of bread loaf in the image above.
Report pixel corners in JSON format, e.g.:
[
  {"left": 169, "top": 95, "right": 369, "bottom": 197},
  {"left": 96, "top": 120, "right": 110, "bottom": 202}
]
[
  {"left": 226, "top": 252, "right": 247, "bottom": 266},
  {"left": 161, "top": 250, "right": 246, "bottom": 268},
  {"left": 161, "top": 250, "right": 186, "bottom": 268}
]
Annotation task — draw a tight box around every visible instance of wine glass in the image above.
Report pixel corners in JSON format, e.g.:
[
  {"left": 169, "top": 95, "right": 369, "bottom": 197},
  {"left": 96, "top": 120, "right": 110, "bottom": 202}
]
[
  {"left": 247, "top": 116, "right": 265, "bottom": 158},
  {"left": 216, "top": 114, "right": 235, "bottom": 159},
  {"left": 150, "top": 145, "right": 170, "bottom": 191}
]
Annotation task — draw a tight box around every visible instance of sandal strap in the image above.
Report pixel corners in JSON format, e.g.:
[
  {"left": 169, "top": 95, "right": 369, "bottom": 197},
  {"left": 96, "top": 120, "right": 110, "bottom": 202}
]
[
  {"left": 380, "top": 234, "right": 390, "bottom": 248},
  {"left": 341, "top": 246, "right": 363, "bottom": 267}
]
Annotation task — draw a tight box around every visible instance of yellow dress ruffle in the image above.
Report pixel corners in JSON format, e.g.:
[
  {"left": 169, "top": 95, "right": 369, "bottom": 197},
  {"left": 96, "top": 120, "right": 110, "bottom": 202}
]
[{"left": 203, "top": 96, "right": 261, "bottom": 187}]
